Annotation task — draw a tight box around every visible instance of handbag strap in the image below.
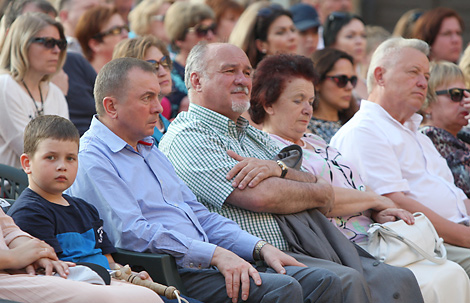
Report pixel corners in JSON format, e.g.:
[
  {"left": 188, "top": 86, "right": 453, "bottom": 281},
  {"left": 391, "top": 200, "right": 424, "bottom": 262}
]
[{"left": 376, "top": 222, "right": 447, "bottom": 265}]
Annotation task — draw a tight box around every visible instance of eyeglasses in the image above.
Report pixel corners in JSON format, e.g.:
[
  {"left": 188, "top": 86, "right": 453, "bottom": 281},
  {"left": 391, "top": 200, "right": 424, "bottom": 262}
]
[
  {"left": 146, "top": 56, "right": 172, "bottom": 70},
  {"left": 187, "top": 23, "right": 216, "bottom": 37},
  {"left": 30, "top": 37, "right": 67, "bottom": 51},
  {"left": 435, "top": 88, "right": 470, "bottom": 102},
  {"left": 326, "top": 75, "right": 358, "bottom": 88},
  {"left": 93, "top": 25, "right": 129, "bottom": 40}
]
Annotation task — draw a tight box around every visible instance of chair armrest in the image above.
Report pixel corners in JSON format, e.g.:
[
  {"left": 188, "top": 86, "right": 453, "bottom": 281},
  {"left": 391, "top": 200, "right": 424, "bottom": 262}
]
[{"left": 111, "top": 248, "right": 187, "bottom": 295}]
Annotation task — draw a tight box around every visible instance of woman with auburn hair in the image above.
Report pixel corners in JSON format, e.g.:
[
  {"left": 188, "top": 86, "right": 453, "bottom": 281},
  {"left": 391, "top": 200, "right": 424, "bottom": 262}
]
[
  {"left": 412, "top": 7, "right": 464, "bottom": 63},
  {"left": 113, "top": 35, "right": 173, "bottom": 145},
  {"left": 0, "top": 12, "right": 69, "bottom": 169},
  {"left": 229, "top": 1, "right": 298, "bottom": 69},
  {"left": 128, "top": 0, "right": 173, "bottom": 44},
  {"left": 75, "top": 5, "right": 128, "bottom": 73}
]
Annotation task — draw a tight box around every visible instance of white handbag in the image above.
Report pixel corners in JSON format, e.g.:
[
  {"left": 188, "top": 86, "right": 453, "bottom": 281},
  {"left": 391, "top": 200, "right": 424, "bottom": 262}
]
[{"left": 367, "top": 212, "right": 447, "bottom": 267}]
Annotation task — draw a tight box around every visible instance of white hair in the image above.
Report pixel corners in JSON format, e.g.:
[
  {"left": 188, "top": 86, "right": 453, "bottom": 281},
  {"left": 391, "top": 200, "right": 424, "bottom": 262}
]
[{"left": 366, "top": 37, "right": 429, "bottom": 93}]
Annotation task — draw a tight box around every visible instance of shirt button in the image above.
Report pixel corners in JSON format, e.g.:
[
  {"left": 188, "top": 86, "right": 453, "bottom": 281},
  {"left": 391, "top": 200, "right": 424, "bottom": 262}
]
[{"left": 393, "top": 292, "right": 400, "bottom": 299}]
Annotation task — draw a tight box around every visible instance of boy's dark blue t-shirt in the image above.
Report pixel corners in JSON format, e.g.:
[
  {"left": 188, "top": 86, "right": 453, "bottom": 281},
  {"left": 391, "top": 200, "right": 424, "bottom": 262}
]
[{"left": 9, "top": 188, "right": 116, "bottom": 269}]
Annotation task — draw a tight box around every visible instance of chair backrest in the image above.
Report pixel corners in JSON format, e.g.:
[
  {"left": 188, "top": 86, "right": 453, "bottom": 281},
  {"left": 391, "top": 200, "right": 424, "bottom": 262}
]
[{"left": 0, "top": 164, "right": 28, "bottom": 199}]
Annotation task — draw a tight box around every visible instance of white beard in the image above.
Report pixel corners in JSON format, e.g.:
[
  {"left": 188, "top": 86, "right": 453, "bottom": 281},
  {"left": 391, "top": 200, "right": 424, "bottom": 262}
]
[{"left": 232, "top": 100, "right": 250, "bottom": 113}]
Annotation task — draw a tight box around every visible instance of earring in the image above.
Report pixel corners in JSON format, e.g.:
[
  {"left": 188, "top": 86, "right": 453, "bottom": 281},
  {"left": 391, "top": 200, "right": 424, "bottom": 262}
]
[{"left": 262, "top": 49, "right": 267, "bottom": 54}]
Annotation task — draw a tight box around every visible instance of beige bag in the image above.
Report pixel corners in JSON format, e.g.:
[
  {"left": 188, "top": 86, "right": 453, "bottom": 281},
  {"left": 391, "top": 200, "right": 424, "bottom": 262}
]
[{"left": 367, "top": 212, "right": 446, "bottom": 267}]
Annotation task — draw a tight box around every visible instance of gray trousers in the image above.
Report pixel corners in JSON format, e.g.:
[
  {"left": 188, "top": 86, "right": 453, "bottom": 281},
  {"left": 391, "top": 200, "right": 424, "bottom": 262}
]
[{"left": 179, "top": 253, "right": 372, "bottom": 303}]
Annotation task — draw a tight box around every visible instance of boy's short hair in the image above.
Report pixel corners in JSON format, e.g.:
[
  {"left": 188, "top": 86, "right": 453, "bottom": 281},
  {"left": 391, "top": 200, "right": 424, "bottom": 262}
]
[{"left": 24, "top": 115, "right": 80, "bottom": 156}]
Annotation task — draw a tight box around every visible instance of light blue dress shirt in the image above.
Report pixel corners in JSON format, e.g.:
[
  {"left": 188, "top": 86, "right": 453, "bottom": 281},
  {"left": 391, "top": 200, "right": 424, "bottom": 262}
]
[{"left": 67, "top": 116, "right": 259, "bottom": 269}]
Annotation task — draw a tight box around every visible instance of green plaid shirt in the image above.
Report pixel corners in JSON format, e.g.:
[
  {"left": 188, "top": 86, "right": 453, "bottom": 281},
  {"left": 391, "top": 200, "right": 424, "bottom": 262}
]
[{"left": 160, "top": 104, "right": 289, "bottom": 251}]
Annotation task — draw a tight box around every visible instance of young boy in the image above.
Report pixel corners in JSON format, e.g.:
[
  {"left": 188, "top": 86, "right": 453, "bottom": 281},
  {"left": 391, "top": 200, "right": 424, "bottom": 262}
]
[{"left": 8, "top": 115, "right": 166, "bottom": 302}]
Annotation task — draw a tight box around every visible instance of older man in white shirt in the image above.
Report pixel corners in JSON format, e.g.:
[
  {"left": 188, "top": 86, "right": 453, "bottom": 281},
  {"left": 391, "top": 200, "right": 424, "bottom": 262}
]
[{"left": 331, "top": 37, "right": 470, "bottom": 276}]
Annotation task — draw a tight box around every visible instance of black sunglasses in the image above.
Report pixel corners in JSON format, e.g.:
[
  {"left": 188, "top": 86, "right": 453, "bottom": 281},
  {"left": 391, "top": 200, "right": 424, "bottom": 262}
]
[
  {"left": 435, "top": 88, "right": 470, "bottom": 102},
  {"left": 93, "top": 25, "right": 129, "bottom": 40},
  {"left": 30, "top": 37, "right": 67, "bottom": 51},
  {"left": 146, "top": 56, "right": 172, "bottom": 70},
  {"left": 188, "top": 23, "right": 216, "bottom": 37},
  {"left": 326, "top": 75, "right": 358, "bottom": 88}
]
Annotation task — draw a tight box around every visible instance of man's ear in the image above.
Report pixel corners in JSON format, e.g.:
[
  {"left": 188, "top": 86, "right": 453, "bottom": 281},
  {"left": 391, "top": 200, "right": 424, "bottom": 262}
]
[
  {"left": 20, "top": 153, "right": 32, "bottom": 174},
  {"left": 103, "top": 96, "right": 118, "bottom": 119},
  {"left": 190, "top": 72, "right": 203, "bottom": 92},
  {"left": 374, "top": 66, "right": 386, "bottom": 86}
]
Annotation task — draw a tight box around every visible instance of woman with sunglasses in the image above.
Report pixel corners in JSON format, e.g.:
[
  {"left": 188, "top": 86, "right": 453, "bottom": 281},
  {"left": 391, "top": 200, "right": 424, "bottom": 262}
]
[
  {"left": 420, "top": 61, "right": 470, "bottom": 198},
  {"left": 75, "top": 5, "right": 129, "bottom": 73},
  {"left": 229, "top": 2, "right": 298, "bottom": 69},
  {"left": 308, "top": 48, "right": 359, "bottom": 143},
  {"left": 250, "top": 53, "right": 470, "bottom": 303},
  {"left": 164, "top": 2, "right": 215, "bottom": 119},
  {"left": 323, "top": 12, "right": 368, "bottom": 101},
  {"left": 113, "top": 35, "right": 173, "bottom": 146},
  {"left": 0, "top": 12, "right": 69, "bottom": 169}
]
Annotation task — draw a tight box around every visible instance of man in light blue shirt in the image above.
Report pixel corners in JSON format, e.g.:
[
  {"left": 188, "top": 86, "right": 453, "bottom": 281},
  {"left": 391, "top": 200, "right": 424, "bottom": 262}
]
[{"left": 68, "top": 57, "right": 343, "bottom": 303}]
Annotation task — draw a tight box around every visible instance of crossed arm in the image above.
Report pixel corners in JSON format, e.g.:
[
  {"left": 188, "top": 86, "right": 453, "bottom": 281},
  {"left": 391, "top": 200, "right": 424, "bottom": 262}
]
[{"left": 225, "top": 150, "right": 334, "bottom": 214}]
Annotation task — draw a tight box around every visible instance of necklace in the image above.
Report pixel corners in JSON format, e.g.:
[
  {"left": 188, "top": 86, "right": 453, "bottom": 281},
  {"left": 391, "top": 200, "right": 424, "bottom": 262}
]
[{"left": 22, "top": 79, "right": 44, "bottom": 117}]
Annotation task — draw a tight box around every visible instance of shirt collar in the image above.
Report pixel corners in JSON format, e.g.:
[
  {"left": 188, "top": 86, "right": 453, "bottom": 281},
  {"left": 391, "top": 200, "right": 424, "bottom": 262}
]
[
  {"left": 361, "top": 100, "right": 423, "bottom": 132},
  {"left": 88, "top": 115, "right": 155, "bottom": 153}
]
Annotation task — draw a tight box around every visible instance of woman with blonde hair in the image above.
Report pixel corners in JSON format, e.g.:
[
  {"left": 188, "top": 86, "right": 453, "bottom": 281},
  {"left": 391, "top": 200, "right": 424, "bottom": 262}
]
[
  {"left": 0, "top": 12, "right": 69, "bottom": 169},
  {"left": 164, "top": 1, "right": 215, "bottom": 118},
  {"left": 128, "top": 0, "right": 173, "bottom": 44},
  {"left": 113, "top": 35, "right": 173, "bottom": 145},
  {"left": 420, "top": 61, "right": 470, "bottom": 198}
]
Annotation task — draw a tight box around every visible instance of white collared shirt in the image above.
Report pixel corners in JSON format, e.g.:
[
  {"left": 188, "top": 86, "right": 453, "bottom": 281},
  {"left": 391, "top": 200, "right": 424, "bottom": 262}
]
[{"left": 331, "top": 100, "right": 469, "bottom": 224}]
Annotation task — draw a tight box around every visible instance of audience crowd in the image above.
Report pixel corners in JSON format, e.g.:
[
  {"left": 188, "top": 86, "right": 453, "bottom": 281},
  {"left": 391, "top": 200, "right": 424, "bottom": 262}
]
[{"left": 1, "top": 0, "right": 470, "bottom": 302}]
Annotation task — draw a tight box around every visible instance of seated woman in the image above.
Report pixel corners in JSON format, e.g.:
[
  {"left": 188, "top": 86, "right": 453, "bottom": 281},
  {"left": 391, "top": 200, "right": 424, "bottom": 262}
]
[
  {"left": 128, "top": 0, "right": 173, "bottom": 44},
  {"left": 229, "top": 1, "right": 298, "bottom": 69},
  {"left": 164, "top": 2, "right": 215, "bottom": 119},
  {"left": 308, "top": 48, "right": 358, "bottom": 142},
  {"left": 323, "top": 12, "right": 367, "bottom": 100},
  {"left": 113, "top": 35, "right": 173, "bottom": 146},
  {"left": 0, "top": 209, "right": 163, "bottom": 303},
  {"left": 412, "top": 7, "right": 463, "bottom": 64},
  {"left": 419, "top": 61, "right": 470, "bottom": 198},
  {"left": 0, "top": 12, "right": 69, "bottom": 169},
  {"left": 75, "top": 5, "right": 129, "bottom": 73},
  {"left": 249, "top": 53, "right": 470, "bottom": 302}
]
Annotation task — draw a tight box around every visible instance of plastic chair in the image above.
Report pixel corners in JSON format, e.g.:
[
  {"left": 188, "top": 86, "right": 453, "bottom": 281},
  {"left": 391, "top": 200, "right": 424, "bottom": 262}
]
[
  {"left": 0, "top": 164, "right": 28, "bottom": 199},
  {"left": 112, "top": 248, "right": 187, "bottom": 295}
]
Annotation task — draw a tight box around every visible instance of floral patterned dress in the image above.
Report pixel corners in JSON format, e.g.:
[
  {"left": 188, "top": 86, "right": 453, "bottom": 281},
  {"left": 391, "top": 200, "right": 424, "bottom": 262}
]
[{"left": 420, "top": 126, "right": 470, "bottom": 198}]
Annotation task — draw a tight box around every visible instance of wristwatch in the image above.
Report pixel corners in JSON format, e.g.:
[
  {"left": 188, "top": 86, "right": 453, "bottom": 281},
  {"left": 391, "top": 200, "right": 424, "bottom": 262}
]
[
  {"left": 276, "top": 160, "right": 288, "bottom": 178},
  {"left": 253, "top": 240, "right": 268, "bottom": 261}
]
